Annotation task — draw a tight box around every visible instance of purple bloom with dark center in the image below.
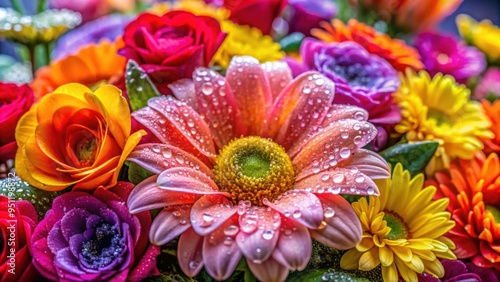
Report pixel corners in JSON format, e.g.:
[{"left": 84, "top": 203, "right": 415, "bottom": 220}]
[
  {"left": 415, "top": 31, "right": 486, "bottom": 84},
  {"left": 53, "top": 14, "right": 132, "bottom": 60},
  {"left": 286, "top": 38, "right": 401, "bottom": 150},
  {"left": 30, "top": 182, "right": 160, "bottom": 281},
  {"left": 285, "top": 0, "right": 337, "bottom": 36}
]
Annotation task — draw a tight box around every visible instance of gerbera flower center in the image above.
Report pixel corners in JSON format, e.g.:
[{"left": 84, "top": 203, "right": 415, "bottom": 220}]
[
  {"left": 328, "top": 62, "right": 372, "bottom": 87},
  {"left": 383, "top": 211, "right": 410, "bottom": 240},
  {"left": 213, "top": 136, "right": 296, "bottom": 206},
  {"left": 486, "top": 205, "right": 500, "bottom": 223},
  {"left": 81, "top": 223, "right": 125, "bottom": 270},
  {"left": 427, "top": 108, "right": 453, "bottom": 126}
]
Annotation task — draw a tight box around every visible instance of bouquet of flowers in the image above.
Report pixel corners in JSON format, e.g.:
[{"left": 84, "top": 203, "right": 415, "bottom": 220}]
[{"left": 1, "top": 0, "right": 500, "bottom": 281}]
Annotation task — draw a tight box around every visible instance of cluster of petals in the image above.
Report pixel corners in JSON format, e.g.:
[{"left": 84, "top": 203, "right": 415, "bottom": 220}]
[{"left": 127, "top": 56, "right": 390, "bottom": 281}]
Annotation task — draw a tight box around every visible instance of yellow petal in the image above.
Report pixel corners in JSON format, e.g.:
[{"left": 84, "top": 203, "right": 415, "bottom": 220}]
[
  {"left": 382, "top": 264, "right": 398, "bottom": 282},
  {"left": 340, "top": 249, "right": 363, "bottom": 270},
  {"left": 111, "top": 129, "right": 147, "bottom": 183},
  {"left": 379, "top": 246, "right": 394, "bottom": 266},
  {"left": 15, "top": 106, "right": 38, "bottom": 147},
  {"left": 359, "top": 247, "right": 380, "bottom": 271},
  {"left": 53, "top": 83, "right": 92, "bottom": 100}
]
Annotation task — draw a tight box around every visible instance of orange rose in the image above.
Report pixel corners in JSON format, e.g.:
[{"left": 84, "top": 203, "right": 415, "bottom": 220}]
[{"left": 15, "top": 83, "right": 146, "bottom": 191}]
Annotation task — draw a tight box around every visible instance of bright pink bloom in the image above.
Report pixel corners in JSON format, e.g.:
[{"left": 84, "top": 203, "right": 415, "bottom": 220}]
[{"left": 127, "top": 57, "right": 390, "bottom": 281}]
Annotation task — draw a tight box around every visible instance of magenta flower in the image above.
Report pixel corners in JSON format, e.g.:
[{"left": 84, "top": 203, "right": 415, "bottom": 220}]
[
  {"left": 127, "top": 56, "right": 390, "bottom": 281},
  {"left": 286, "top": 38, "right": 401, "bottom": 150},
  {"left": 416, "top": 259, "right": 500, "bottom": 282},
  {"left": 286, "top": 0, "right": 337, "bottom": 36},
  {"left": 415, "top": 31, "right": 486, "bottom": 84},
  {"left": 473, "top": 67, "right": 500, "bottom": 101},
  {"left": 31, "top": 182, "right": 160, "bottom": 281}
]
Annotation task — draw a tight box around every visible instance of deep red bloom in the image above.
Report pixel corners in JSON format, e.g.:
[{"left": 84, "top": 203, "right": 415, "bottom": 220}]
[
  {"left": 0, "top": 196, "right": 40, "bottom": 282},
  {"left": 119, "top": 11, "right": 226, "bottom": 94},
  {"left": 0, "top": 83, "right": 34, "bottom": 164}
]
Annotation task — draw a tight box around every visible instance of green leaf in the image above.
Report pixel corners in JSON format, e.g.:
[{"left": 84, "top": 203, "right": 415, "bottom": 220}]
[
  {"left": 379, "top": 141, "right": 439, "bottom": 177},
  {"left": 127, "top": 161, "right": 155, "bottom": 185},
  {"left": 125, "top": 59, "right": 161, "bottom": 111},
  {"left": 279, "top": 32, "right": 305, "bottom": 53},
  {"left": 287, "top": 269, "right": 370, "bottom": 282}
]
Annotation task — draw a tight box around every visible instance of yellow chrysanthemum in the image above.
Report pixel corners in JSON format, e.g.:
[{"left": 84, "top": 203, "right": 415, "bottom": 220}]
[
  {"left": 340, "top": 164, "right": 456, "bottom": 282},
  {"left": 393, "top": 69, "right": 493, "bottom": 175},
  {"left": 148, "top": 0, "right": 229, "bottom": 21},
  {"left": 212, "top": 21, "right": 285, "bottom": 69},
  {"left": 457, "top": 14, "right": 500, "bottom": 63}
]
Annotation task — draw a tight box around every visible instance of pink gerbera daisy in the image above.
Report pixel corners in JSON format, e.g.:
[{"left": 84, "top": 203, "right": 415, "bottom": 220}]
[{"left": 127, "top": 56, "right": 390, "bottom": 281}]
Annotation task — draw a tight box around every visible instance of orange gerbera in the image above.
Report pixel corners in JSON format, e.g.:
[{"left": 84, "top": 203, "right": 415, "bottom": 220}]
[
  {"left": 481, "top": 100, "right": 500, "bottom": 154},
  {"left": 31, "top": 40, "right": 126, "bottom": 101},
  {"left": 311, "top": 19, "right": 423, "bottom": 72},
  {"left": 427, "top": 153, "right": 500, "bottom": 270}
]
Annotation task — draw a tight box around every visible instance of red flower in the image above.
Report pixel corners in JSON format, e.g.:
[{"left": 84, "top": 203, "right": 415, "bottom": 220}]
[
  {"left": 0, "top": 196, "right": 41, "bottom": 281},
  {"left": 119, "top": 11, "right": 226, "bottom": 94},
  {"left": 0, "top": 83, "right": 34, "bottom": 164}
]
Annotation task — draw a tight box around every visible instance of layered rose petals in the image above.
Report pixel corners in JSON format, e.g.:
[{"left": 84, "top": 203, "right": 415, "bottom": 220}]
[
  {"left": 15, "top": 83, "right": 146, "bottom": 191},
  {"left": 128, "top": 56, "right": 390, "bottom": 280}
]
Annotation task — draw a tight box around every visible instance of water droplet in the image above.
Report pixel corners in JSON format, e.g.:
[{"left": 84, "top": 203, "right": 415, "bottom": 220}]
[
  {"left": 223, "top": 237, "right": 233, "bottom": 246},
  {"left": 341, "top": 131, "right": 349, "bottom": 139},
  {"left": 329, "top": 159, "right": 338, "bottom": 167},
  {"left": 136, "top": 86, "right": 143, "bottom": 91},
  {"left": 339, "top": 147, "right": 351, "bottom": 159},
  {"left": 355, "top": 111, "right": 365, "bottom": 121},
  {"left": 333, "top": 174, "right": 344, "bottom": 184},
  {"left": 201, "top": 82, "right": 214, "bottom": 95},
  {"left": 367, "top": 187, "right": 375, "bottom": 195},
  {"left": 324, "top": 207, "right": 335, "bottom": 218},
  {"left": 189, "top": 260, "right": 200, "bottom": 269},
  {"left": 162, "top": 148, "right": 172, "bottom": 158},
  {"left": 172, "top": 210, "right": 181, "bottom": 217},
  {"left": 303, "top": 85, "right": 311, "bottom": 94},
  {"left": 187, "top": 119, "right": 195, "bottom": 127},
  {"left": 315, "top": 78, "right": 325, "bottom": 86},
  {"left": 331, "top": 186, "right": 341, "bottom": 194},
  {"left": 353, "top": 123, "right": 361, "bottom": 130},
  {"left": 293, "top": 210, "right": 302, "bottom": 218},
  {"left": 353, "top": 136, "right": 362, "bottom": 145},
  {"left": 202, "top": 213, "right": 214, "bottom": 225},
  {"left": 175, "top": 155, "right": 185, "bottom": 164},
  {"left": 224, "top": 225, "right": 239, "bottom": 236},
  {"left": 152, "top": 144, "right": 161, "bottom": 153},
  {"left": 321, "top": 174, "right": 330, "bottom": 181},
  {"left": 355, "top": 174, "right": 365, "bottom": 183},
  {"left": 262, "top": 230, "right": 274, "bottom": 240}
]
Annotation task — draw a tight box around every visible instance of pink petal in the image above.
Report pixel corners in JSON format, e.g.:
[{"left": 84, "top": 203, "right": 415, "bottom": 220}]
[
  {"left": 310, "top": 194, "right": 362, "bottom": 250},
  {"left": 247, "top": 257, "right": 289, "bottom": 282},
  {"left": 272, "top": 218, "right": 312, "bottom": 271},
  {"left": 264, "top": 190, "right": 323, "bottom": 229},
  {"left": 157, "top": 167, "right": 230, "bottom": 196},
  {"left": 192, "top": 67, "right": 245, "bottom": 148},
  {"left": 226, "top": 56, "right": 272, "bottom": 136},
  {"left": 336, "top": 149, "right": 390, "bottom": 180},
  {"left": 127, "top": 175, "right": 196, "bottom": 214},
  {"left": 202, "top": 215, "right": 242, "bottom": 280},
  {"left": 168, "top": 78, "right": 197, "bottom": 110},
  {"left": 236, "top": 207, "right": 281, "bottom": 263},
  {"left": 294, "top": 168, "right": 379, "bottom": 196},
  {"left": 261, "top": 61, "right": 293, "bottom": 100},
  {"left": 178, "top": 228, "right": 204, "bottom": 277},
  {"left": 147, "top": 96, "right": 216, "bottom": 160},
  {"left": 127, "top": 144, "right": 213, "bottom": 175},
  {"left": 149, "top": 205, "right": 192, "bottom": 245},
  {"left": 190, "top": 195, "right": 238, "bottom": 236},
  {"left": 292, "top": 119, "right": 377, "bottom": 180},
  {"left": 266, "top": 72, "right": 334, "bottom": 150},
  {"left": 287, "top": 105, "right": 369, "bottom": 158}
]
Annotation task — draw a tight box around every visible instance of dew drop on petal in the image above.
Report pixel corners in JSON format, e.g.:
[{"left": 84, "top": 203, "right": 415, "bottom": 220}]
[
  {"left": 201, "top": 82, "right": 213, "bottom": 95},
  {"left": 355, "top": 111, "right": 365, "bottom": 121},
  {"left": 331, "top": 186, "right": 341, "bottom": 194},
  {"left": 353, "top": 136, "right": 362, "bottom": 145},
  {"left": 293, "top": 210, "right": 302, "bottom": 218},
  {"left": 367, "top": 187, "right": 375, "bottom": 195},
  {"left": 315, "top": 78, "right": 325, "bottom": 86},
  {"left": 332, "top": 174, "right": 344, "bottom": 184},
  {"left": 224, "top": 225, "right": 239, "bottom": 236},
  {"left": 262, "top": 230, "right": 274, "bottom": 240},
  {"left": 303, "top": 85, "right": 311, "bottom": 94},
  {"left": 341, "top": 131, "right": 349, "bottom": 139},
  {"left": 355, "top": 174, "right": 365, "bottom": 183},
  {"left": 324, "top": 207, "right": 335, "bottom": 218},
  {"left": 339, "top": 148, "right": 351, "bottom": 159},
  {"left": 189, "top": 261, "right": 200, "bottom": 269},
  {"left": 321, "top": 174, "right": 330, "bottom": 181},
  {"left": 152, "top": 144, "right": 161, "bottom": 153},
  {"left": 162, "top": 148, "right": 172, "bottom": 158}
]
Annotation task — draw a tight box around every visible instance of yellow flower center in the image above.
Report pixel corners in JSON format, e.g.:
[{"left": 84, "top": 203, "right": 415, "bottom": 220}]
[
  {"left": 486, "top": 205, "right": 500, "bottom": 223},
  {"left": 427, "top": 108, "right": 453, "bottom": 126},
  {"left": 76, "top": 137, "right": 98, "bottom": 167},
  {"left": 383, "top": 211, "right": 410, "bottom": 240},
  {"left": 213, "top": 136, "right": 295, "bottom": 205}
]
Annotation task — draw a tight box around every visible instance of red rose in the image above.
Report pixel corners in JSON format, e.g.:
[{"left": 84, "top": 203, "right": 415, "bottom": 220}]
[
  {"left": 0, "top": 83, "right": 34, "bottom": 164},
  {"left": 0, "top": 195, "right": 41, "bottom": 282},
  {"left": 119, "top": 11, "right": 226, "bottom": 94},
  {"left": 206, "top": 0, "right": 287, "bottom": 34}
]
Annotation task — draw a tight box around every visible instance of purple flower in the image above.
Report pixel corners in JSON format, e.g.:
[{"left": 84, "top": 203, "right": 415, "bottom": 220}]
[
  {"left": 53, "top": 14, "right": 132, "bottom": 60},
  {"left": 415, "top": 31, "right": 486, "bottom": 84},
  {"left": 286, "top": 38, "right": 401, "bottom": 150},
  {"left": 31, "top": 182, "right": 160, "bottom": 281},
  {"left": 286, "top": 0, "right": 337, "bottom": 36},
  {"left": 416, "top": 259, "right": 500, "bottom": 282},
  {"left": 474, "top": 67, "right": 500, "bottom": 100}
]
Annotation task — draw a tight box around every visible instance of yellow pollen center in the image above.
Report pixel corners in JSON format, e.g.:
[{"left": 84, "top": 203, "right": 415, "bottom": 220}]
[{"left": 212, "top": 136, "right": 296, "bottom": 206}]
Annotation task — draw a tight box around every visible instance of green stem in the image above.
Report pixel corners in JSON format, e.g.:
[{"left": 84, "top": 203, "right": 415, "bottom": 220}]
[
  {"left": 28, "top": 45, "right": 36, "bottom": 76},
  {"left": 44, "top": 43, "right": 51, "bottom": 66},
  {"left": 10, "top": 0, "right": 24, "bottom": 13},
  {"left": 37, "top": 0, "right": 46, "bottom": 13}
]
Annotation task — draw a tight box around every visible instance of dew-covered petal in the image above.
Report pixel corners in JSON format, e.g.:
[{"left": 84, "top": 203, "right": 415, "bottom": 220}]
[
  {"left": 294, "top": 168, "right": 379, "bottom": 196},
  {"left": 293, "top": 119, "right": 377, "bottom": 180},
  {"left": 202, "top": 216, "right": 242, "bottom": 280},
  {"left": 127, "top": 175, "right": 196, "bottom": 214},
  {"left": 190, "top": 195, "right": 237, "bottom": 236},
  {"left": 192, "top": 67, "right": 245, "bottom": 148},
  {"left": 168, "top": 78, "right": 197, "bottom": 110},
  {"left": 149, "top": 205, "right": 192, "bottom": 246},
  {"left": 267, "top": 71, "right": 335, "bottom": 150},
  {"left": 272, "top": 218, "right": 312, "bottom": 271},
  {"left": 261, "top": 61, "right": 293, "bottom": 100},
  {"left": 246, "top": 257, "right": 289, "bottom": 282},
  {"left": 127, "top": 144, "right": 213, "bottom": 175},
  {"left": 236, "top": 207, "right": 281, "bottom": 263},
  {"left": 177, "top": 228, "right": 204, "bottom": 277},
  {"left": 157, "top": 167, "right": 229, "bottom": 196},
  {"left": 226, "top": 56, "right": 272, "bottom": 136},
  {"left": 310, "top": 194, "right": 362, "bottom": 250},
  {"left": 264, "top": 190, "right": 323, "bottom": 229},
  {"left": 336, "top": 149, "right": 390, "bottom": 180}
]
